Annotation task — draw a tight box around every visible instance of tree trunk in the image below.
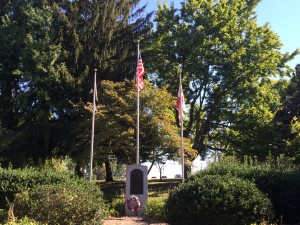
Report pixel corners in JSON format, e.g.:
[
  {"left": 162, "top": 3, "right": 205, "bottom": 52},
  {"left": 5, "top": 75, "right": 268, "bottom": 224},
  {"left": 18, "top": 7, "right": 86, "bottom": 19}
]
[
  {"left": 147, "top": 161, "right": 155, "bottom": 174},
  {"left": 184, "top": 165, "right": 191, "bottom": 180},
  {"left": 75, "top": 164, "right": 84, "bottom": 178},
  {"left": 159, "top": 168, "right": 162, "bottom": 181},
  {"left": 105, "top": 160, "right": 114, "bottom": 182}
]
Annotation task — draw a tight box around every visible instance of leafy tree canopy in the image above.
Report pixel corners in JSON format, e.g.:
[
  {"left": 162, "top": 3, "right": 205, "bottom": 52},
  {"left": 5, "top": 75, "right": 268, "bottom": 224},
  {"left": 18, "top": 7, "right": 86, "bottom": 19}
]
[
  {"left": 70, "top": 80, "right": 197, "bottom": 169},
  {"left": 145, "top": 0, "right": 299, "bottom": 159}
]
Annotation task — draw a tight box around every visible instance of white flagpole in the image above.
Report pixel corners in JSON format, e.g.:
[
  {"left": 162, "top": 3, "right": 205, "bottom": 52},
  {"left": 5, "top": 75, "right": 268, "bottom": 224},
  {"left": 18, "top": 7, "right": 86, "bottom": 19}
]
[
  {"left": 179, "top": 70, "right": 185, "bottom": 183},
  {"left": 136, "top": 41, "right": 140, "bottom": 165},
  {"left": 89, "top": 69, "right": 97, "bottom": 182}
]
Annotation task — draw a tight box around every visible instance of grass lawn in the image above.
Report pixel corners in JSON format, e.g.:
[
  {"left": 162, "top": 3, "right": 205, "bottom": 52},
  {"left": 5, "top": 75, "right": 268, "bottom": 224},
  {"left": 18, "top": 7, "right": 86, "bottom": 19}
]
[{"left": 97, "top": 178, "right": 181, "bottom": 202}]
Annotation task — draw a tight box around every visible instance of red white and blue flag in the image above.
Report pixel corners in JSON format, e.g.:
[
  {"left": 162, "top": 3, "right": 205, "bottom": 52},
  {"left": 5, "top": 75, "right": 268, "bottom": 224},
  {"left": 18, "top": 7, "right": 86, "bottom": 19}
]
[
  {"left": 136, "top": 58, "right": 145, "bottom": 91},
  {"left": 176, "top": 84, "right": 186, "bottom": 120}
]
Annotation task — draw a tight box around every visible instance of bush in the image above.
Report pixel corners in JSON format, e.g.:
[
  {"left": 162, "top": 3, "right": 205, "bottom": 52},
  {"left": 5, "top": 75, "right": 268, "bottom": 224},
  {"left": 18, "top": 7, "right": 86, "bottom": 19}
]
[
  {"left": 0, "top": 208, "right": 7, "bottom": 223},
  {"left": 109, "top": 198, "right": 125, "bottom": 217},
  {"left": 192, "top": 156, "right": 300, "bottom": 224},
  {"left": 166, "top": 175, "right": 273, "bottom": 225},
  {"left": 3, "top": 216, "right": 44, "bottom": 225},
  {"left": 0, "top": 166, "right": 76, "bottom": 209},
  {"left": 13, "top": 183, "right": 108, "bottom": 225},
  {"left": 144, "top": 198, "right": 167, "bottom": 222}
]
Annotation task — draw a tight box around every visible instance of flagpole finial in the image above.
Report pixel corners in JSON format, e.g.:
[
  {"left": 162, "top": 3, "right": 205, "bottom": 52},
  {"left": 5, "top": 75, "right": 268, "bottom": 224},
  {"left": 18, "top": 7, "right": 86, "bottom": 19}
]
[{"left": 94, "top": 69, "right": 97, "bottom": 72}]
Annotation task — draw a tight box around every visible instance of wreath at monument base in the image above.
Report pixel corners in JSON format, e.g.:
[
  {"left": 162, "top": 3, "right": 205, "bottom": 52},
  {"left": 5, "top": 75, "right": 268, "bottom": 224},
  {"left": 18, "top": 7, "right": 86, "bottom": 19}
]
[{"left": 126, "top": 195, "right": 141, "bottom": 211}]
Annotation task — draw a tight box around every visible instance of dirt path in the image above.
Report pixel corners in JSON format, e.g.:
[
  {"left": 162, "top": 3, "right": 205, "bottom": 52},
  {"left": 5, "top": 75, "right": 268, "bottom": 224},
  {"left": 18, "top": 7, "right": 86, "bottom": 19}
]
[{"left": 103, "top": 217, "right": 167, "bottom": 225}]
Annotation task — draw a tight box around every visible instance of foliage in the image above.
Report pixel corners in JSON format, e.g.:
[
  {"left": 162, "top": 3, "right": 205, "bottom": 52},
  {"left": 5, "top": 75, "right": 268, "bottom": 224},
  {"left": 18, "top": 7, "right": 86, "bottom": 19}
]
[
  {"left": 42, "top": 157, "right": 76, "bottom": 174},
  {"left": 286, "top": 137, "right": 300, "bottom": 164},
  {"left": 13, "top": 183, "right": 107, "bottom": 225},
  {"left": 144, "top": 198, "right": 167, "bottom": 222},
  {"left": 217, "top": 80, "right": 289, "bottom": 161},
  {"left": 270, "top": 65, "right": 300, "bottom": 163},
  {"left": 0, "top": 3, "right": 64, "bottom": 165},
  {"left": 192, "top": 156, "right": 300, "bottom": 224},
  {"left": 71, "top": 80, "right": 197, "bottom": 169},
  {"left": 146, "top": 0, "right": 299, "bottom": 159},
  {"left": 109, "top": 198, "right": 126, "bottom": 218},
  {"left": 3, "top": 216, "right": 44, "bottom": 225},
  {"left": 0, "top": 0, "right": 152, "bottom": 167},
  {"left": 166, "top": 174, "right": 273, "bottom": 225},
  {"left": 0, "top": 208, "right": 6, "bottom": 223},
  {"left": 0, "top": 166, "right": 95, "bottom": 209}
]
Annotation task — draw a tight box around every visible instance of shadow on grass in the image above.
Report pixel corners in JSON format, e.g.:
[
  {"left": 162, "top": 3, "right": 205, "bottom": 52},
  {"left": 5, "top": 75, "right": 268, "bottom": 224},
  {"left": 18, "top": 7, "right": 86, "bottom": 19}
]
[{"left": 97, "top": 178, "right": 181, "bottom": 201}]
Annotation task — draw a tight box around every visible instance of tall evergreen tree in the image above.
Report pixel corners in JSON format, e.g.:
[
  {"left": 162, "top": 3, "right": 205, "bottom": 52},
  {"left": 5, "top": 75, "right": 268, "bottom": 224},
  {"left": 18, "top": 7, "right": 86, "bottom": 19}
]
[
  {"left": 0, "top": 2, "right": 64, "bottom": 165},
  {"left": 0, "top": 0, "right": 152, "bottom": 166}
]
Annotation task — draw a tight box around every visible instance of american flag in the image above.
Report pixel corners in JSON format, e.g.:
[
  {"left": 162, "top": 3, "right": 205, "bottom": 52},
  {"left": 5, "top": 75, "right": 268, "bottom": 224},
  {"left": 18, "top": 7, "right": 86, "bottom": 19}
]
[
  {"left": 176, "top": 84, "right": 186, "bottom": 120},
  {"left": 136, "top": 58, "right": 145, "bottom": 91}
]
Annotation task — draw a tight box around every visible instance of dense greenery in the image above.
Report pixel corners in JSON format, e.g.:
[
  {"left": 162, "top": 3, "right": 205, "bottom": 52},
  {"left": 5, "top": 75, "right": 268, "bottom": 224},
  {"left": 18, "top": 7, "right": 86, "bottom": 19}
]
[
  {"left": 146, "top": 0, "right": 299, "bottom": 161},
  {"left": 166, "top": 174, "right": 273, "bottom": 225},
  {"left": 2, "top": 0, "right": 300, "bottom": 224},
  {"left": 0, "top": 166, "right": 108, "bottom": 224},
  {"left": 3, "top": 216, "right": 44, "bottom": 225},
  {"left": 0, "top": 0, "right": 152, "bottom": 174},
  {"left": 13, "top": 183, "right": 107, "bottom": 225},
  {"left": 1, "top": 0, "right": 300, "bottom": 182},
  {"left": 144, "top": 198, "right": 167, "bottom": 222},
  {"left": 0, "top": 165, "right": 94, "bottom": 208},
  {"left": 192, "top": 156, "right": 300, "bottom": 224}
]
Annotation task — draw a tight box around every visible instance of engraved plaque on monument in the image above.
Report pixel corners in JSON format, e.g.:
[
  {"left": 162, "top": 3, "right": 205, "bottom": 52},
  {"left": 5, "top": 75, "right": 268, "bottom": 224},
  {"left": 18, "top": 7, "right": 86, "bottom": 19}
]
[
  {"left": 125, "top": 164, "right": 148, "bottom": 216},
  {"left": 130, "top": 169, "right": 143, "bottom": 194}
]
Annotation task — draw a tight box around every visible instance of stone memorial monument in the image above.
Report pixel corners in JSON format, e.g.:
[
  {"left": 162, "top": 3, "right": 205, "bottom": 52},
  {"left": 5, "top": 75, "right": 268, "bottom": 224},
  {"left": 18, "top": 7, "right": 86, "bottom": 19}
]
[{"left": 125, "top": 164, "right": 148, "bottom": 216}]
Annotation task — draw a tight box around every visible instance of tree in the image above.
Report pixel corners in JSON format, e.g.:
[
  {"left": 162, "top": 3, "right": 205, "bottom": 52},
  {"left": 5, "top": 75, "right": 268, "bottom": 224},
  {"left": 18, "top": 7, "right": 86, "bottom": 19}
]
[
  {"left": 0, "top": 0, "right": 152, "bottom": 167},
  {"left": 0, "top": 3, "right": 64, "bottom": 165},
  {"left": 155, "top": 159, "right": 166, "bottom": 181},
  {"left": 70, "top": 80, "right": 197, "bottom": 181},
  {"left": 146, "top": 0, "right": 299, "bottom": 159},
  {"left": 216, "top": 80, "right": 289, "bottom": 160},
  {"left": 269, "top": 64, "right": 300, "bottom": 163}
]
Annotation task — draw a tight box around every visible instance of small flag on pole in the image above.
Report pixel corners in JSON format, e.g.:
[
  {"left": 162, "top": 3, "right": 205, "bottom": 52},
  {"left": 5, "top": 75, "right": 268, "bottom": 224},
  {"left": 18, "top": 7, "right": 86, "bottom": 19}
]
[
  {"left": 95, "top": 87, "right": 98, "bottom": 103},
  {"left": 176, "top": 84, "right": 186, "bottom": 120},
  {"left": 136, "top": 58, "right": 145, "bottom": 91}
]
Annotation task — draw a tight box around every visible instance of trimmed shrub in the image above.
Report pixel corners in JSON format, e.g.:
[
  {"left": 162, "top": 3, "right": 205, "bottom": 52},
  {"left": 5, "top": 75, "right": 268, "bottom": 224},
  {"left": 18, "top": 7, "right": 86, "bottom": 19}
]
[
  {"left": 0, "top": 166, "right": 76, "bottom": 208},
  {"left": 192, "top": 156, "right": 300, "bottom": 224},
  {"left": 144, "top": 198, "right": 167, "bottom": 222},
  {"left": 166, "top": 175, "right": 273, "bottom": 225},
  {"left": 13, "top": 183, "right": 108, "bottom": 225}
]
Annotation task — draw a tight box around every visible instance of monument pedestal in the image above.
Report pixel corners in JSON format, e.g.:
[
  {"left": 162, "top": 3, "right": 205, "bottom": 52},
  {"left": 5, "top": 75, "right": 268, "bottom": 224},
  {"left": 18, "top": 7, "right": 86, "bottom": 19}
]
[{"left": 125, "top": 164, "right": 148, "bottom": 216}]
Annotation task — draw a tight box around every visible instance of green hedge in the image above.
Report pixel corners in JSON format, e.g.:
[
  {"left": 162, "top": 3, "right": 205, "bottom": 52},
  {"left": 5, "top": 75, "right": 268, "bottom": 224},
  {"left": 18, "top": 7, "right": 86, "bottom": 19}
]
[
  {"left": 166, "top": 174, "right": 273, "bottom": 225},
  {"left": 0, "top": 166, "right": 76, "bottom": 208},
  {"left": 192, "top": 157, "right": 300, "bottom": 224},
  {"left": 13, "top": 183, "right": 107, "bottom": 225},
  {"left": 0, "top": 166, "right": 108, "bottom": 224}
]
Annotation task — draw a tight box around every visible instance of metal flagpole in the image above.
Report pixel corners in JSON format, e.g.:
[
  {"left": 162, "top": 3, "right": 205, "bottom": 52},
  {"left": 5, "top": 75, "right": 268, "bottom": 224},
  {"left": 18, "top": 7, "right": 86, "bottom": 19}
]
[
  {"left": 179, "top": 69, "right": 185, "bottom": 183},
  {"left": 89, "top": 69, "right": 97, "bottom": 182},
  {"left": 136, "top": 41, "right": 140, "bottom": 165}
]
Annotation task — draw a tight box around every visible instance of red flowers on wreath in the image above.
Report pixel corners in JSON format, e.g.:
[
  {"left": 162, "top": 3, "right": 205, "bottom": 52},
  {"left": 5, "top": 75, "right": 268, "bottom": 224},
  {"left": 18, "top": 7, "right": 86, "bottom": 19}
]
[{"left": 126, "top": 195, "right": 141, "bottom": 211}]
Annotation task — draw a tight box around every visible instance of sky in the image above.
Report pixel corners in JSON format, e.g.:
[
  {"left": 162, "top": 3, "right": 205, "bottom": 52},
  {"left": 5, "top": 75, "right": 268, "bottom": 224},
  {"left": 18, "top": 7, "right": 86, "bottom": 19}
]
[
  {"left": 139, "top": 0, "right": 300, "bottom": 68},
  {"left": 139, "top": 0, "right": 300, "bottom": 178}
]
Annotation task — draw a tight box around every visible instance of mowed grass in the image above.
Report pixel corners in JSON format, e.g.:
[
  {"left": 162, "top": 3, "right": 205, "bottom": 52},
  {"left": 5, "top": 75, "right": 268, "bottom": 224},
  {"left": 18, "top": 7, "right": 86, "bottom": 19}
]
[{"left": 97, "top": 178, "right": 181, "bottom": 202}]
